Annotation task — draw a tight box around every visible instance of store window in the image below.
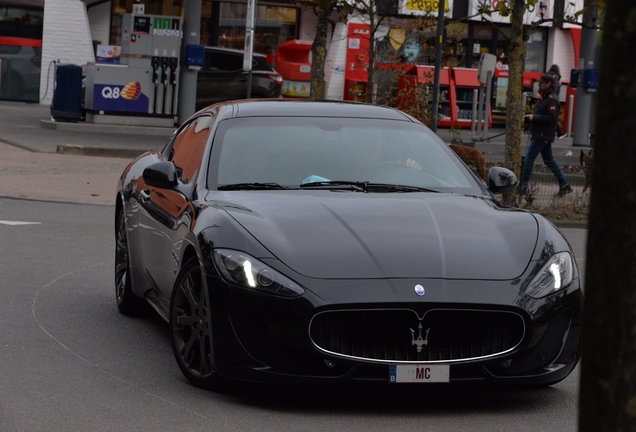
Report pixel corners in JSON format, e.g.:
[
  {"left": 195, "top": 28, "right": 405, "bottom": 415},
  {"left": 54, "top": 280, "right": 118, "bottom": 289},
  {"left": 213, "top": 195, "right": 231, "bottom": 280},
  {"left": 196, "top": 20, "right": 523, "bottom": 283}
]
[
  {"left": 443, "top": 22, "right": 468, "bottom": 67},
  {"left": 524, "top": 29, "right": 546, "bottom": 72},
  {"left": 201, "top": 1, "right": 298, "bottom": 57},
  {"left": 0, "top": 6, "right": 43, "bottom": 102},
  {"left": 470, "top": 24, "right": 493, "bottom": 65},
  {"left": 375, "top": 19, "right": 468, "bottom": 67},
  {"left": 494, "top": 26, "right": 511, "bottom": 67}
]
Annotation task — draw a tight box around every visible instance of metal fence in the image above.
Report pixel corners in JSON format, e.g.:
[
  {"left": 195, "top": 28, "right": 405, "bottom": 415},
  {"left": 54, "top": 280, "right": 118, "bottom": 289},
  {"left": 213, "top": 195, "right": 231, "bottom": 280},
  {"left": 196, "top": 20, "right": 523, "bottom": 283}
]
[{"left": 482, "top": 158, "right": 591, "bottom": 220}]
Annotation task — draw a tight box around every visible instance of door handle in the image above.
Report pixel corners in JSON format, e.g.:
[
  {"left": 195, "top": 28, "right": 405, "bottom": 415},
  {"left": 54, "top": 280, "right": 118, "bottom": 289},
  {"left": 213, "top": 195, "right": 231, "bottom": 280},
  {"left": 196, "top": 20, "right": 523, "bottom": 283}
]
[{"left": 139, "top": 190, "right": 150, "bottom": 202}]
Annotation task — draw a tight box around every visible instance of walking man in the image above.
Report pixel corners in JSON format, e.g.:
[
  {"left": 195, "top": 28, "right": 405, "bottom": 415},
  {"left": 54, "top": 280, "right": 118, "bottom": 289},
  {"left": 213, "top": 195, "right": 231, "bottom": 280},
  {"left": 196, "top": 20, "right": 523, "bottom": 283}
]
[{"left": 522, "top": 74, "right": 572, "bottom": 198}]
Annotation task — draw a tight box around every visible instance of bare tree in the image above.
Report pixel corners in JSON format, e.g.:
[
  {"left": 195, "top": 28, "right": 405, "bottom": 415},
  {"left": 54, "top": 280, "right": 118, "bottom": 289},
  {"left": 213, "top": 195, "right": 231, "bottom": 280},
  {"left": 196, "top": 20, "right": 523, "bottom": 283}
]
[
  {"left": 578, "top": 0, "right": 636, "bottom": 428},
  {"left": 307, "top": 0, "right": 351, "bottom": 99}
]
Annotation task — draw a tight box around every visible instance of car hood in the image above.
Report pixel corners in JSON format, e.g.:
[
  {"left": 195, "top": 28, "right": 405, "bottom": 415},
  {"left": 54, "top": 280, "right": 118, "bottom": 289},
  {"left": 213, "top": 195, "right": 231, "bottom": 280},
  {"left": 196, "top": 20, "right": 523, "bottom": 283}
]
[{"left": 213, "top": 191, "right": 538, "bottom": 280}]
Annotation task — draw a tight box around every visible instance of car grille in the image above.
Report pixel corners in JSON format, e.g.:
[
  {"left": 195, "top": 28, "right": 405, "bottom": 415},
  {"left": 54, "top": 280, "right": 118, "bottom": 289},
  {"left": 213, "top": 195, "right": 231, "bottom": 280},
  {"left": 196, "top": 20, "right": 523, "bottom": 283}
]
[{"left": 309, "top": 308, "right": 525, "bottom": 363}]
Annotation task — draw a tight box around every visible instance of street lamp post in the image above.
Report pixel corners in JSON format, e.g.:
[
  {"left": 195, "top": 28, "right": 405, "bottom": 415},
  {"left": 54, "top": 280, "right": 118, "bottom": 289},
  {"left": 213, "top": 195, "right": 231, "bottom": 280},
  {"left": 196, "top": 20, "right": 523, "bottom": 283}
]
[
  {"left": 430, "top": 0, "right": 445, "bottom": 133},
  {"left": 243, "top": 0, "right": 256, "bottom": 98}
]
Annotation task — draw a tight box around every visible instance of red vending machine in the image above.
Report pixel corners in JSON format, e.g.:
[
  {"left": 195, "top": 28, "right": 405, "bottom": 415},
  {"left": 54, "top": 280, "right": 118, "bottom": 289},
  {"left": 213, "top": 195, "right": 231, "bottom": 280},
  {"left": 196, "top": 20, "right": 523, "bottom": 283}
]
[
  {"left": 275, "top": 40, "right": 312, "bottom": 98},
  {"left": 451, "top": 67, "right": 492, "bottom": 129},
  {"left": 396, "top": 65, "right": 451, "bottom": 126},
  {"left": 344, "top": 23, "right": 370, "bottom": 102},
  {"left": 397, "top": 66, "right": 491, "bottom": 129}
]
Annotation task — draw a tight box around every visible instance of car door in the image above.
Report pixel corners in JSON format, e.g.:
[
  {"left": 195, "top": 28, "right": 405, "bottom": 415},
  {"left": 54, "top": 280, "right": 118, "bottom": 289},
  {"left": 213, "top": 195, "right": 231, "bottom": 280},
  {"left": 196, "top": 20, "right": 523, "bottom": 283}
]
[
  {"left": 196, "top": 50, "right": 247, "bottom": 109},
  {"left": 137, "top": 115, "right": 213, "bottom": 297}
]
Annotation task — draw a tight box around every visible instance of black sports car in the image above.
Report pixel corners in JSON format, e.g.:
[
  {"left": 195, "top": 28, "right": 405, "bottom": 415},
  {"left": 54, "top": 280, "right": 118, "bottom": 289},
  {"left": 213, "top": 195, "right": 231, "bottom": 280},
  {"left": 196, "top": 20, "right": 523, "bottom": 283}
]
[{"left": 115, "top": 100, "right": 582, "bottom": 389}]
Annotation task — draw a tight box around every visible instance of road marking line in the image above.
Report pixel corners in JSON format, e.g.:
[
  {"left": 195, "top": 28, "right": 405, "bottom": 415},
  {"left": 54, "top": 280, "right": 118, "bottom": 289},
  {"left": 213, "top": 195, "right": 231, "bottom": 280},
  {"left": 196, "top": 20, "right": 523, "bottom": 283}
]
[{"left": 0, "top": 220, "right": 42, "bottom": 226}]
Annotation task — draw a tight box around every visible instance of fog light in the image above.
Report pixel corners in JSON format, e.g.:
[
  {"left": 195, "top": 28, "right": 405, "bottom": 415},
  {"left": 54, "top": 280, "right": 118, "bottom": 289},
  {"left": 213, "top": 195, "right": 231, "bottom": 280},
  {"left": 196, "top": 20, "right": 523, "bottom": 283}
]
[{"left": 323, "top": 359, "right": 336, "bottom": 368}]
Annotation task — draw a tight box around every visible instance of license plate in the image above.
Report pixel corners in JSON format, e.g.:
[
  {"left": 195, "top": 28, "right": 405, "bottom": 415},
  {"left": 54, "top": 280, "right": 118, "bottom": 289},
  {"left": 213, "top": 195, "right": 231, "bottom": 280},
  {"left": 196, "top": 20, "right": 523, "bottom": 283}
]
[{"left": 389, "top": 364, "right": 450, "bottom": 383}]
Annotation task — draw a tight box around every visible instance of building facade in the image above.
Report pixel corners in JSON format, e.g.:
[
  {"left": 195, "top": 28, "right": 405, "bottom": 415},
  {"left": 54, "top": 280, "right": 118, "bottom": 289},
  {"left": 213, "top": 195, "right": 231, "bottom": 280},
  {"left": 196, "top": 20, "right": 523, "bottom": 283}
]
[{"left": 0, "top": 0, "right": 583, "bottom": 108}]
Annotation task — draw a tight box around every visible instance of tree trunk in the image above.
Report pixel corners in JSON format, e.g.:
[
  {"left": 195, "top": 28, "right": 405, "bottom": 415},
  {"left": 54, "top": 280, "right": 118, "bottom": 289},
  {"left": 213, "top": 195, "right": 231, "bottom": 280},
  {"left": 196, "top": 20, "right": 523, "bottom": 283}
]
[
  {"left": 310, "top": 6, "right": 331, "bottom": 100},
  {"left": 578, "top": 0, "right": 636, "bottom": 430},
  {"left": 501, "top": 0, "right": 525, "bottom": 205}
]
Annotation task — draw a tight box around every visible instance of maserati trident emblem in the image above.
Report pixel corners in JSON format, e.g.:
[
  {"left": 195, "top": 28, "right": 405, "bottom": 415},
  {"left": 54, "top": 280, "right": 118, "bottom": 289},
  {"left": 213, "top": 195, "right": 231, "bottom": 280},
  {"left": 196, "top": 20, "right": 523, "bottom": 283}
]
[
  {"left": 410, "top": 323, "right": 431, "bottom": 352},
  {"left": 414, "top": 284, "right": 425, "bottom": 296}
]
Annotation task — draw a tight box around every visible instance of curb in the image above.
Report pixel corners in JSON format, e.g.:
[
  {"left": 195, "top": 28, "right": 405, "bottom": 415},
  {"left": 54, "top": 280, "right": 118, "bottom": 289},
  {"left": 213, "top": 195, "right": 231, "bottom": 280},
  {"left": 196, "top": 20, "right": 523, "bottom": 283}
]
[
  {"left": 56, "top": 144, "right": 152, "bottom": 159},
  {"left": 41, "top": 119, "right": 174, "bottom": 137}
]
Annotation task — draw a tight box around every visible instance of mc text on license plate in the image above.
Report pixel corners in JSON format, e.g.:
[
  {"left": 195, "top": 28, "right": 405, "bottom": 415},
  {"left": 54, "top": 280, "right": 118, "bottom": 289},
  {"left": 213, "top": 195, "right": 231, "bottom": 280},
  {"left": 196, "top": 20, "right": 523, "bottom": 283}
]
[{"left": 389, "top": 364, "right": 450, "bottom": 383}]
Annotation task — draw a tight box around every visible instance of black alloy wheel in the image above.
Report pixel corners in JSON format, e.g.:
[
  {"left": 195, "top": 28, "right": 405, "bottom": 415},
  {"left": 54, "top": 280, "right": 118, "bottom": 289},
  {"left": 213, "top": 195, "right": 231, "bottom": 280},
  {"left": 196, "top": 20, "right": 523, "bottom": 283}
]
[
  {"left": 170, "top": 257, "right": 220, "bottom": 389},
  {"left": 115, "top": 209, "right": 141, "bottom": 315}
]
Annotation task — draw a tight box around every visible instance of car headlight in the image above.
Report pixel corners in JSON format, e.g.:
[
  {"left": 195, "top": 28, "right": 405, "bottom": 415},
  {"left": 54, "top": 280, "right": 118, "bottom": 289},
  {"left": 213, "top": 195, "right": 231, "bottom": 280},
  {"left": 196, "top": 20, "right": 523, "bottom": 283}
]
[
  {"left": 212, "top": 249, "right": 304, "bottom": 297},
  {"left": 525, "top": 252, "right": 574, "bottom": 299}
]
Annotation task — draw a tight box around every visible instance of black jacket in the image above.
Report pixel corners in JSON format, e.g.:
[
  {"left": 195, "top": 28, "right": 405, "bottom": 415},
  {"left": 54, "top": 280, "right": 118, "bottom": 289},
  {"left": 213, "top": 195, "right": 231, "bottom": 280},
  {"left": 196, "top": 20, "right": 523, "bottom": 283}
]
[
  {"left": 531, "top": 89, "right": 560, "bottom": 142},
  {"left": 547, "top": 71, "right": 562, "bottom": 96}
]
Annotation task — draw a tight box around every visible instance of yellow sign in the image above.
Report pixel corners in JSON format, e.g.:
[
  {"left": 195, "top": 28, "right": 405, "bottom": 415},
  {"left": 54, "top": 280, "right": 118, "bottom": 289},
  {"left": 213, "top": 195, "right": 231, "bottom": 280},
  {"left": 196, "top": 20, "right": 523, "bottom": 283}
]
[
  {"left": 389, "top": 28, "right": 405, "bottom": 51},
  {"left": 406, "top": 0, "right": 449, "bottom": 13}
]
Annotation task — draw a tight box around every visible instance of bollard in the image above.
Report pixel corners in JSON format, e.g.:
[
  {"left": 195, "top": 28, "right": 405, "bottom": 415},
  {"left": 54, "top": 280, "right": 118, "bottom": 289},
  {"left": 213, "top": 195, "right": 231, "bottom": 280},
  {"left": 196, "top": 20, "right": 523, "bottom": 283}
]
[
  {"left": 567, "top": 94, "right": 574, "bottom": 137},
  {"left": 483, "top": 70, "right": 492, "bottom": 138},
  {"left": 471, "top": 89, "right": 478, "bottom": 133}
]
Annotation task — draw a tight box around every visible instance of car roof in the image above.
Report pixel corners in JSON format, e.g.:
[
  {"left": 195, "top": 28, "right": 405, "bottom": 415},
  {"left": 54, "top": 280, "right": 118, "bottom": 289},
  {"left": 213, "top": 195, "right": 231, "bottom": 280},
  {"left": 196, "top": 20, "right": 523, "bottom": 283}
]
[
  {"left": 198, "top": 99, "right": 415, "bottom": 122},
  {"left": 204, "top": 46, "right": 266, "bottom": 58}
]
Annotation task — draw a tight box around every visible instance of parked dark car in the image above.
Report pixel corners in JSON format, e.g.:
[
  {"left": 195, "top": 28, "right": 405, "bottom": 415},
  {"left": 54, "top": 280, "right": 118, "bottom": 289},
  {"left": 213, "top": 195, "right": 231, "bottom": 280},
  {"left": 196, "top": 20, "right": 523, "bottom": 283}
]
[
  {"left": 0, "top": 42, "right": 41, "bottom": 102},
  {"left": 196, "top": 46, "right": 282, "bottom": 110},
  {"left": 115, "top": 100, "right": 582, "bottom": 390}
]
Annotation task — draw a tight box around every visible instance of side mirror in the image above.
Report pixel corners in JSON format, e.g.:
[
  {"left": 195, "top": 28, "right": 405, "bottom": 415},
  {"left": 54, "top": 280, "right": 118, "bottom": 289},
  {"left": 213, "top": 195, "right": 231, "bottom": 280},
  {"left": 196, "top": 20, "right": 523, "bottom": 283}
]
[
  {"left": 143, "top": 161, "right": 178, "bottom": 189},
  {"left": 487, "top": 166, "right": 517, "bottom": 194}
]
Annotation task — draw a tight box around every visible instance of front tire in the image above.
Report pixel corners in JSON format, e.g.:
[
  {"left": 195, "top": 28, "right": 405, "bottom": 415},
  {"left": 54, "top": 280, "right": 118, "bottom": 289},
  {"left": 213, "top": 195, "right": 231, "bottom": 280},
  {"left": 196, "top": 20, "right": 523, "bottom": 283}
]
[{"left": 170, "top": 257, "right": 221, "bottom": 389}]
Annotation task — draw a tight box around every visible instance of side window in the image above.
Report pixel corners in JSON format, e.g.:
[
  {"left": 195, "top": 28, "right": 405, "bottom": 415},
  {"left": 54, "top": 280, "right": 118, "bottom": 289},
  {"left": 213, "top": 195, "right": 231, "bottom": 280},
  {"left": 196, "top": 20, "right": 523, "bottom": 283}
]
[
  {"left": 204, "top": 51, "right": 213, "bottom": 70},
  {"left": 207, "top": 51, "right": 243, "bottom": 72},
  {"left": 167, "top": 116, "right": 214, "bottom": 184}
]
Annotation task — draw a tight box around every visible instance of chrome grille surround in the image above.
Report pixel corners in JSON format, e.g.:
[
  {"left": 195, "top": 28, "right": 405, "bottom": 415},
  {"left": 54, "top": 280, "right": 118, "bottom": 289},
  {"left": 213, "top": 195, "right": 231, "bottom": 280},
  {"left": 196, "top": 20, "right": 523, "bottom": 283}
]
[{"left": 309, "top": 308, "right": 526, "bottom": 364}]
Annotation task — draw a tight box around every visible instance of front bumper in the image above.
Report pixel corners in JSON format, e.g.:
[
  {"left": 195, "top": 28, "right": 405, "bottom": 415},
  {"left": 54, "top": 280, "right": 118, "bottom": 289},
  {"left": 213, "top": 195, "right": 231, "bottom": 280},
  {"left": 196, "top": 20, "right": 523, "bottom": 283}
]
[{"left": 205, "top": 273, "right": 582, "bottom": 386}]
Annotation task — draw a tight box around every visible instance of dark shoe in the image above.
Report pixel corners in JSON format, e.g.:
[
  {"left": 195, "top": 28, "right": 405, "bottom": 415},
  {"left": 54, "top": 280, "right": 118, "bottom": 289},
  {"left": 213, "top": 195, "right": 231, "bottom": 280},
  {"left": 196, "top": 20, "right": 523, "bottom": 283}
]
[{"left": 555, "top": 185, "right": 573, "bottom": 198}]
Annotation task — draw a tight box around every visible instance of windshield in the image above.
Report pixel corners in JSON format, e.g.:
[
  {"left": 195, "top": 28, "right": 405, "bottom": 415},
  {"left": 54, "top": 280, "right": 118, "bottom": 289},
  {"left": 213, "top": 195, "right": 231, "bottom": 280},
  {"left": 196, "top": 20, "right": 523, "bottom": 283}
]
[{"left": 208, "top": 117, "right": 484, "bottom": 194}]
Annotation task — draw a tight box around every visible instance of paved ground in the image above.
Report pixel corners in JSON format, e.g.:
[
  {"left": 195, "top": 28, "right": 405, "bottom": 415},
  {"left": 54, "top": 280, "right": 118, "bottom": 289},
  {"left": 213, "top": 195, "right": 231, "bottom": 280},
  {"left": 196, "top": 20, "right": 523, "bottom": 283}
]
[
  {"left": 0, "top": 100, "right": 589, "bottom": 207},
  {"left": 0, "top": 101, "right": 171, "bottom": 206},
  {"left": 0, "top": 142, "right": 130, "bottom": 206}
]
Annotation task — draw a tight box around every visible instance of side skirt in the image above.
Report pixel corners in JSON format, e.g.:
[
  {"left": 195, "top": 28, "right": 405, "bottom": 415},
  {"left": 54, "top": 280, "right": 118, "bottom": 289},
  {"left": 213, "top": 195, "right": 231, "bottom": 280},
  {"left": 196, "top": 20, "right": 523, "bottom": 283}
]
[{"left": 145, "top": 288, "right": 170, "bottom": 322}]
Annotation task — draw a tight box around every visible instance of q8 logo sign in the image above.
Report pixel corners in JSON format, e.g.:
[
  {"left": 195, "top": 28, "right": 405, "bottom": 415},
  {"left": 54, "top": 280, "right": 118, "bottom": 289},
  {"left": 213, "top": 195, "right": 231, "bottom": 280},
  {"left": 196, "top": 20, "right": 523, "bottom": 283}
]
[{"left": 94, "top": 81, "right": 149, "bottom": 113}]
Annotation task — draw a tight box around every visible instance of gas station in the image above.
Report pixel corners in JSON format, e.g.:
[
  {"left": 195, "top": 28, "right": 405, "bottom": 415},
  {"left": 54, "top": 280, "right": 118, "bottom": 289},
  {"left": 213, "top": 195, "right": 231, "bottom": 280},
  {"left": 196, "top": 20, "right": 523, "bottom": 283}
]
[{"left": 83, "top": 13, "right": 183, "bottom": 127}]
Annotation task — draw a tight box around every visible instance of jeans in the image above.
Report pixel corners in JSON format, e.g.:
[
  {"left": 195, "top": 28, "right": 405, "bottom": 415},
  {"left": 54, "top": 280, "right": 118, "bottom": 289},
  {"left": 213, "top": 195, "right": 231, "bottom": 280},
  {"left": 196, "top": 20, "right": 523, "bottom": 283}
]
[{"left": 523, "top": 139, "right": 569, "bottom": 189}]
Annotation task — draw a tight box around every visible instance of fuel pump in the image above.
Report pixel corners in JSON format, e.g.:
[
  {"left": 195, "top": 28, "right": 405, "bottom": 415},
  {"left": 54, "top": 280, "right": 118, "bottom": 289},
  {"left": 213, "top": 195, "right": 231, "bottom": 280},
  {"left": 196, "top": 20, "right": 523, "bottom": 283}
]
[{"left": 84, "top": 13, "right": 181, "bottom": 124}]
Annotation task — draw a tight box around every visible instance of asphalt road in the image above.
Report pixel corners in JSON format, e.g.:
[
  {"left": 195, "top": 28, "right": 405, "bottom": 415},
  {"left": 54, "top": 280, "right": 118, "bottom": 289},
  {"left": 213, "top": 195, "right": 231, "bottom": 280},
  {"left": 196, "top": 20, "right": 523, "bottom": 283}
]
[{"left": 0, "top": 198, "right": 586, "bottom": 431}]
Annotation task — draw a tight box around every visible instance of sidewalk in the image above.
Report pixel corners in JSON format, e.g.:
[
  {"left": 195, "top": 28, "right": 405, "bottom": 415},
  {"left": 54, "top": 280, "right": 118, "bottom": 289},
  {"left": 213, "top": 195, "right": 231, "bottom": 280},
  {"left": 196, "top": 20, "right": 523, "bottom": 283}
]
[
  {"left": 0, "top": 100, "right": 589, "bottom": 208},
  {"left": 0, "top": 141, "right": 130, "bottom": 206},
  {"left": 0, "top": 101, "right": 170, "bottom": 206}
]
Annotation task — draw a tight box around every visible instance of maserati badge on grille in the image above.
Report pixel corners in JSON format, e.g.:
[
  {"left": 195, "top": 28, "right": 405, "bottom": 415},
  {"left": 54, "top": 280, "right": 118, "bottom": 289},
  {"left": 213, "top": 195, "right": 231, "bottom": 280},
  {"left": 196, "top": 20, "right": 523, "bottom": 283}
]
[
  {"left": 414, "top": 284, "right": 425, "bottom": 296},
  {"left": 410, "top": 322, "right": 430, "bottom": 352}
]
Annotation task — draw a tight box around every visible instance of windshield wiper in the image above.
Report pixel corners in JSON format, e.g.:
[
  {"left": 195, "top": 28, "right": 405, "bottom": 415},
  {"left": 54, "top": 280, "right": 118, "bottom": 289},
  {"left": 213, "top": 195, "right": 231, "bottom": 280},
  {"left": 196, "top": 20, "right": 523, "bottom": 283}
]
[
  {"left": 218, "top": 182, "right": 288, "bottom": 190},
  {"left": 300, "top": 181, "right": 438, "bottom": 193},
  {"left": 363, "top": 183, "right": 439, "bottom": 193},
  {"left": 300, "top": 181, "right": 367, "bottom": 191}
]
